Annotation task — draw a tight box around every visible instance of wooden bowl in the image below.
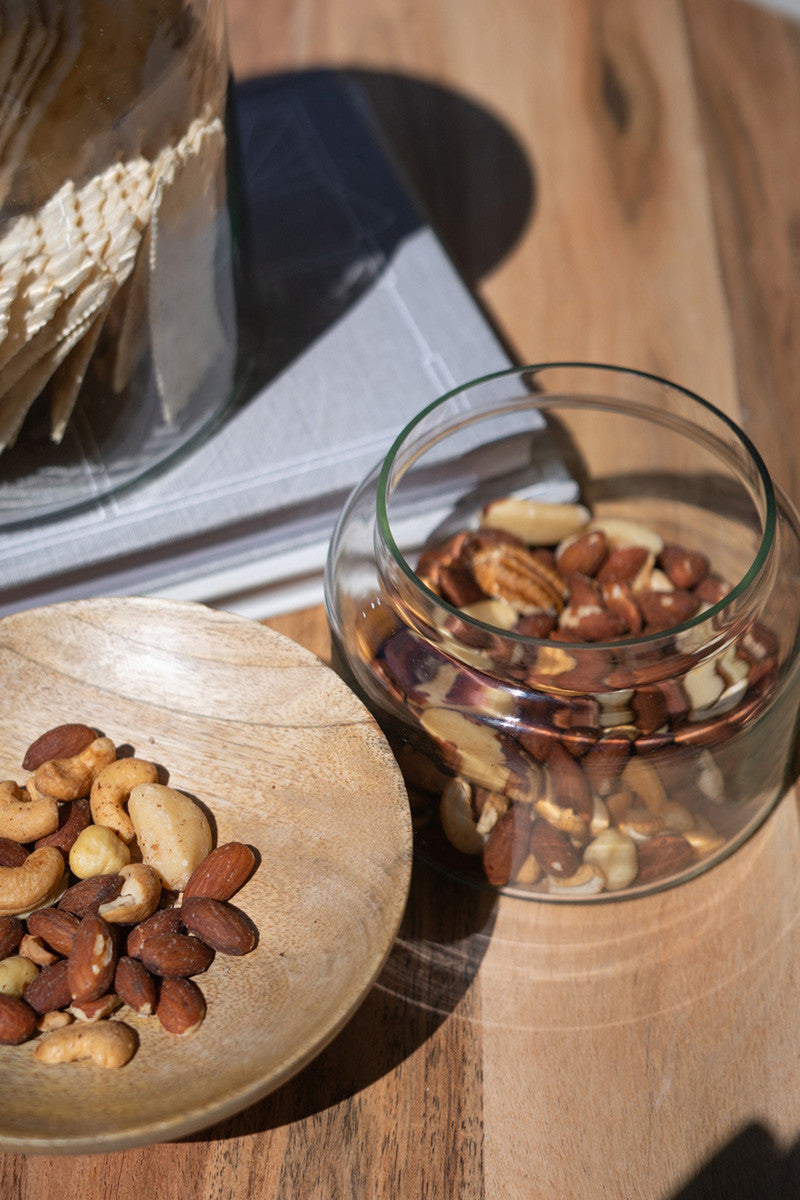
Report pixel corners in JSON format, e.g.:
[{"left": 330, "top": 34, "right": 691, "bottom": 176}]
[{"left": 0, "top": 598, "right": 412, "bottom": 1154}]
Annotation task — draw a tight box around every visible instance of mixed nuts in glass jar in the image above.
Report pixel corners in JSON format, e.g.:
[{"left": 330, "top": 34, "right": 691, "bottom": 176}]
[{"left": 325, "top": 364, "right": 800, "bottom": 901}]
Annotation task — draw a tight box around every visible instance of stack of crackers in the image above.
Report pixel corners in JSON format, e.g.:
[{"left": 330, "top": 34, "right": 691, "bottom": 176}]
[{"left": 0, "top": 0, "right": 229, "bottom": 454}]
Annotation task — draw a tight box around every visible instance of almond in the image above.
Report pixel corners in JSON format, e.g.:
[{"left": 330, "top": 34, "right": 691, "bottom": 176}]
[
  {"left": 635, "top": 834, "right": 694, "bottom": 884},
  {"left": 654, "top": 678, "right": 690, "bottom": 723},
  {"left": 543, "top": 743, "right": 593, "bottom": 823},
  {"left": 126, "top": 907, "right": 183, "bottom": 959},
  {"left": 556, "top": 530, "right": 608, "bottom": 577},
  {"left": 638, "top": 588, "right": 699, "bottom": 630},
  {"left": 0, "top": 838, "right": 28, "bottom": 868},
  {"left": 534, "top": 644, "right": 611, "bottom": 694},
  {"left": 67, "top": 914, "right": 117, "bottom": 1003},
  {"left": 482, "top": 804, "right": 532, "bottom": 886},
  {"left": 0, "top": 915, "right": 24, "bottom": 959},
  {"left": 559, "top": 605, "right": 627, "bottom": 642},
  {"left": 139, "top": 932, "right": 215, "bottom": 978},
  {"left": 183, "top": 842, "right": 257, "bottom": 902},
  {"left": 601, "top": 581, "right": 642, "bottom": 635},
  {"left": 517, "top": 725, "right": 553, "bottom": 763},
  {"left": 565, "top": 571, "right": 602, "bottom": 607},
  {"left": 694, "top": 575, "right": 729, "bottom": 605},
  {"left": 416, "top": 531, "right": 470, "bottom": 584},
  {"left": 114, "top": 956, "right": 158, "bottom": 1016},
  {"left": 22, "top": 724, "right": 98, "bottom": 771},
  {"left": 156, "top": 976, "right": 206, "bottom": 1035},
  {"left": 739, "top": 621, "right": 779, "bottom": 665},
  {"left": 513, "top": 612, "right": 557, "bottom": 638},
  {"left": 659, "top": 544, "right": 709, "bottom": 590},
  {"left": 596, "top": 545, "right": 650, "bottom": 584},
  {"left": 27, "top": 907, "right": 80, "bottom": 957},
  {"left": 438, "top": 563, "right": 487, "bottom": 607},
  {"left": 529, "top": 819, "right": 580, "bottom": 878},
  {"left": 0, "top": 994, "right": 38, "bottom": 1044},
  {"left": 23, "top": 957, "right": 71, "bottom": 1014},
  {"left": 58, "top": 873, "right": 123, "bottom": 918},
  {"left": 181, "top": 896, "right": 257, "bottom": 956},
  {"left": 631, "top": 687, "right": 669, "bottom": 735}
]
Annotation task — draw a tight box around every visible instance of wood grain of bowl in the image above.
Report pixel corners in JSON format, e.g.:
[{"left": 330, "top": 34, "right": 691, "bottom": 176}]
[{"left": 0, "top": 597, "right": 412, "bottom": 1155}]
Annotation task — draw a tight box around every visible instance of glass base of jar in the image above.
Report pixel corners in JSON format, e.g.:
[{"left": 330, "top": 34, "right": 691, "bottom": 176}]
[
  {"left": 355, "top": 678, "right": 786, "bottom": 903},
  {"left": 325, "top": 365, "right": 800, "bottom": 903},
  {"left": 410, "top": 780, "right": 779, "bottom": 902},
  {"left": 0, "top": 334, "right": 243, "bottom": 530}
]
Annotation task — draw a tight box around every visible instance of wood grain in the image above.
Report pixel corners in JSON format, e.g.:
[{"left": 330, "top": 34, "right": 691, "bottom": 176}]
[
  {"left": 683, "top": 0, "right": 800, "bottom": 501},
  {"left": 5, "top": 0, "right": 800, "bottom": 1195}
]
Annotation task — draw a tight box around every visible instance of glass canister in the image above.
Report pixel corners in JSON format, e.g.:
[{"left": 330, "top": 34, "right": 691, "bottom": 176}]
[
  {"left": 0, "top": 0, "right": 236, "bottom": 522},
  {"left": 325, "top": 363, "right": 800, "bottom": 900}
]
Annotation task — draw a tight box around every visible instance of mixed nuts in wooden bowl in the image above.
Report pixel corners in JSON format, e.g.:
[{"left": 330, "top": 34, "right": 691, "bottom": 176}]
[{"left": 0, "top": 598, "right": 411, "bottom": 1153}]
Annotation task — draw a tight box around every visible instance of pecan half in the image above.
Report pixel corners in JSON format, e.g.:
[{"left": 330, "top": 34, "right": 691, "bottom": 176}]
[{"left": 471, "top": 543, "right": 568, "bottom": 614}]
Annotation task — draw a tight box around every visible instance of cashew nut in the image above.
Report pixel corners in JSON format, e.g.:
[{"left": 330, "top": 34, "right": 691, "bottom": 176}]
[
  {"left": 513, "top": 852, "right": 542, "bottom": 885},
  {"left": 684, "top": 815, "right": 725, "bottom": 858},
  {"left": 546, "top": 861, "right": 606, "bottom": 895},
  {"left": 18, "top": 933, "right": 58, "bottom": 967},
  {"left": 439, "top": 777, "right": 487, "bottom": 855},
  {"left": 583, "top": 827, "right": 639, "bottom": 891},
  {"left": 37, "top": 1010, "right": 74, "bottom": 1033},
  {"left": 621, "top": 757, "right": 668, "bottom": 820},
  {"left": 34, "top": 736, "right": 117, "bottom": 802},
  {"left": 535, "top": 790, "right": 589, "bottom": 838},
  {"left": 90, "top": 757, "right": 158, "bottom": 844},
  {"left": 0, "top": 954, "right": 39, "bottom": 996},
  {"left": 0, "top": 780, "right": 59, "bottom": 844},
  {"left": 98, "top": 863, "right": 162, "bottom": 924},
  {"left": 33, "top": 1020, "right": 137, "bottom": 1068},
  {"left": 128, "top": 783, "right": 213, "bottom": 890},
  {"left": 589, "top": 794, "right": 611, "bottom": 837},
  {"left": 0, "top": 846, "right": 66, "bottom": 917},
  {"left": 68, "top": 825, "right": 131, "bottom": 880},
  {"left": 474, "top": 789, "right": 510, "bottom": 837}
]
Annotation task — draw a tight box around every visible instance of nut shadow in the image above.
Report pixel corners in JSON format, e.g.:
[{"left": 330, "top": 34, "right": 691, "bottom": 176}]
[{"left": 180, "top": 855, "right": 497, "bottom": 1141}]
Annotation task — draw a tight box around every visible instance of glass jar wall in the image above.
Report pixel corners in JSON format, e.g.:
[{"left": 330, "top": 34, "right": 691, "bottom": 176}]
[
  {"left": 325, "top": 364, "right": 800, "bottom": 901},
  {"left": 0, "top": 0, "right": 236, "bottom": 524}
]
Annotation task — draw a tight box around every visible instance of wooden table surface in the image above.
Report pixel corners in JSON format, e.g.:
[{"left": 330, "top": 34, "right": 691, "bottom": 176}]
[{"left": 6, "top": 0, "right": 800, "bottom": 1196}]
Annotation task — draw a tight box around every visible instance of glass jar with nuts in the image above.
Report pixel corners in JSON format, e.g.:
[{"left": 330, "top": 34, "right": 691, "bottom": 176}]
[{"left": 325, "top": 363, "right": 800, "bottom": 900}]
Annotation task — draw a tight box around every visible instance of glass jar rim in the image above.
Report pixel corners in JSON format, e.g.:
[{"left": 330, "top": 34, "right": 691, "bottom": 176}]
[{"left": 375, "top": 361, "right": 777, "bottom": 650}]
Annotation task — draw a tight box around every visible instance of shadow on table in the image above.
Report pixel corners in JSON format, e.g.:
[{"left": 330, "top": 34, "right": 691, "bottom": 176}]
[
  {"left": 345, "top": 67, "right": 535, "bottom": 293},
  {"left": 669, "top": 1123, "right": 800, "bottom": 1199},
  {"left": 232, "top": 65, "right": 534, "bottom": 402},
  {"left": 183, "top": 857, "right": 497, "bottom": 1141}
]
